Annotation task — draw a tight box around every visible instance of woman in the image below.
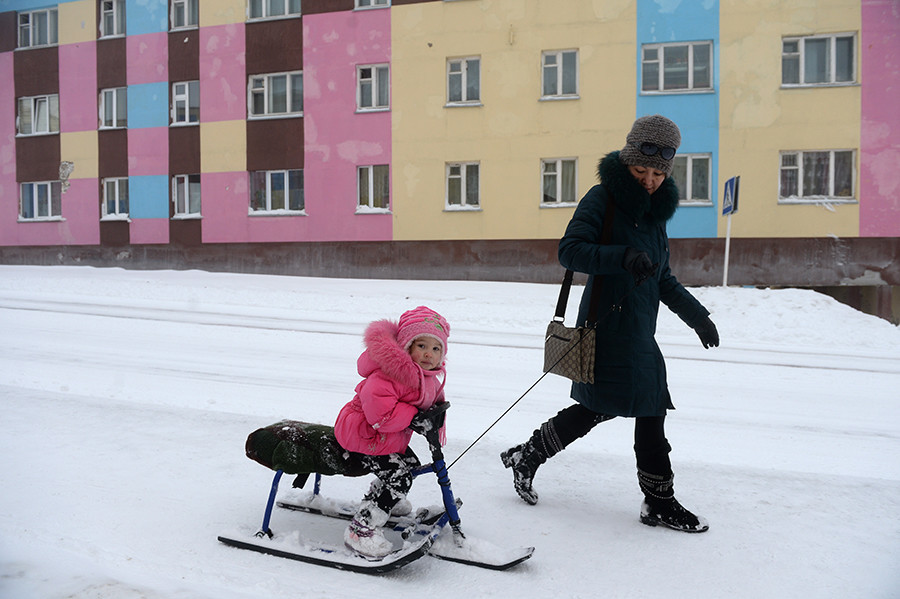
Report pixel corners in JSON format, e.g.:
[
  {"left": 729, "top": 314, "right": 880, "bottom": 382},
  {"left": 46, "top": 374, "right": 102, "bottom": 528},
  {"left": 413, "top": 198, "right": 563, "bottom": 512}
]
[{"left": 501, "top": 115, "right": 719, "bottom": 533}]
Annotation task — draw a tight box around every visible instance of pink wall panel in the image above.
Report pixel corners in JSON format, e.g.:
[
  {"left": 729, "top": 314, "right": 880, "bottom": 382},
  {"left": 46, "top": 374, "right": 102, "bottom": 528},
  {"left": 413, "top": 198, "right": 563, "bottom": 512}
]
[
  {"left": 302, "top": 10, "right": 392, "bottom": 241},
  {"left": 6, "top": 178, "right": 100, "bottom": 246},
  {"left": 200, "top": 24, "right": 247, "bottom": 122},
  {"left": 0, "top": 53, "right": 16, "bottom": 246},
  {"left": 127, "top": 33, "right": 168, "bottom": 85},
  {"left": 59, "top": 42, "right": 98, "bottom": 133},
  {"left": 860, "top": 0, "right": 900, "bottom": 237},
  {"left": 128, "top": 128, "right": 169, "bottom": 176},
  {"left": 130, "top": 218, "right": 170, "bottom": 244}
]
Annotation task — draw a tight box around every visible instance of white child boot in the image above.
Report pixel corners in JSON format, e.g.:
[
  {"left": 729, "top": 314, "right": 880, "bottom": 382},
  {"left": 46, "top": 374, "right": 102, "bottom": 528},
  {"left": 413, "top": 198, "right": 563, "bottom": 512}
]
[{"left": 344, "top": 501, "right": 393, "bottom": 557}]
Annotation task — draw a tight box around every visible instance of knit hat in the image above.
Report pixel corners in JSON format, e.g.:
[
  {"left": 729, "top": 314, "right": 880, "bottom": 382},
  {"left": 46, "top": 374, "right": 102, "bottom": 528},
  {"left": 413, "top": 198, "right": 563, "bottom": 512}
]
[
  {"left": 619, "top": 114, "right": 681, "bottom": 176},
  {"left": 397, "top": 306, "right": 450, "bottom": 354}
]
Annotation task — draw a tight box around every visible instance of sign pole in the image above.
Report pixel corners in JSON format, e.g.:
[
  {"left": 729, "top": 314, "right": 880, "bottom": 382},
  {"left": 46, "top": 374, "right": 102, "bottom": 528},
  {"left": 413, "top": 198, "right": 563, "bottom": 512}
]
[
  {"left": 721, "top": 176, "right": 740, "bottom": 287},
  {"left": 723, "top": 212, "right": 732, "bottom": 286}
]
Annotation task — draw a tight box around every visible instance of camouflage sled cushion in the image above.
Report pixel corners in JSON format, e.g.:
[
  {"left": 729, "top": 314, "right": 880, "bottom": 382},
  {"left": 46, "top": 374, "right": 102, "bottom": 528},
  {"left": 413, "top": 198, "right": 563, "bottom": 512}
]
[{"left": 245, "top": 420, "right": 369, "bottom": 477}]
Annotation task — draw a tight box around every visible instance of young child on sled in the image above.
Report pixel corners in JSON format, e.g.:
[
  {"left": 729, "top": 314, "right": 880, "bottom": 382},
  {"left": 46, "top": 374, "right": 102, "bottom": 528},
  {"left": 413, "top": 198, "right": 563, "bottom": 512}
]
[{"left": 333, "top": 306, "right": 450, "bottom": 557}]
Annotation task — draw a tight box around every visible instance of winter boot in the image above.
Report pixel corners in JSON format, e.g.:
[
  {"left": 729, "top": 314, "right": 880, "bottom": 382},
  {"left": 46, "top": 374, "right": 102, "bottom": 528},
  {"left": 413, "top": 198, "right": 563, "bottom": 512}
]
[
  {"left": 637, "top": 470, "right": 708, "bottom": 533},
  {"left": 365, "top": 480, "right": 411, "bottom": 517},
  {"left": 500, "top": 439, "right": 547, "bottom": 505},
  {"left": 344, "top": 501, "right": 394, "bottom": 557}
]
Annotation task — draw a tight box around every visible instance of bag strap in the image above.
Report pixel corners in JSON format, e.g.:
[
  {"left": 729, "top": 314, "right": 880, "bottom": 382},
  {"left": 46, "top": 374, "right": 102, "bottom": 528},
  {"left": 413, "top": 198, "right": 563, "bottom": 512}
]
[{"left": 554, "top": 197, "right": 617, "bottom": 324}]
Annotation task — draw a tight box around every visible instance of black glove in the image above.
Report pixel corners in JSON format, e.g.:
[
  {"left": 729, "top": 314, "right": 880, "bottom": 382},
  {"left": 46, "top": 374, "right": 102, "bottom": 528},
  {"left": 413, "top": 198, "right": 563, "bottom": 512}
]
[
  {"left": 409, "top": 402, "right": 450, "bottom": 435},
  {"left": 622, "top": 248, "right": 657, "bottom": 284},
  {"left": 694, "top": 316, "right": 719, "bottom": 349}
]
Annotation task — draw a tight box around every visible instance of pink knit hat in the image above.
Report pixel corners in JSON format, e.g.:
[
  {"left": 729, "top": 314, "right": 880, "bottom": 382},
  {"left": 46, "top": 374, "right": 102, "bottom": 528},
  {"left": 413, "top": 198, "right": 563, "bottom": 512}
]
[{"left": 397, "top": 306, "right": 450, "bottom": 354}]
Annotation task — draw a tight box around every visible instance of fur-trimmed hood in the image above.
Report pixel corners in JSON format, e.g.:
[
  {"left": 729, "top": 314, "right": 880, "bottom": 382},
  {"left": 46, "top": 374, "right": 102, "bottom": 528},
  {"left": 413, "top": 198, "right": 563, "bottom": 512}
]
[
  {"left": 597, "top": 151, "right": 679, "bottom": 224},
  {"left": 358, "top": 319, "right": 446, "bottom": 398}
]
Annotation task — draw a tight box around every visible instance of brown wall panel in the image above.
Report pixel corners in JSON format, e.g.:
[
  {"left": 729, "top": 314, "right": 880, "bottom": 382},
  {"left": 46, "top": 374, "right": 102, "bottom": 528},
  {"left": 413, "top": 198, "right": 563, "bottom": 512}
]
[
  {"left": 246, "top": 18, "right": 303, "bottom": 75},
  {"left": 98, "top": 129, "right": 128, "bottom": 178},
  {"left": 169, "top": 218, "right": 202, "bottom": 246},
  {"left": 97, "top": 37, "right": 127, "bottom": 89},
  {"left": 14, "top": 46, "right": 59, "bottom": 96},
  {"left": 16, "top": 136, "right": 61, "bottom": 182},
  {"left": 302, "top": 0, "right": 354, "bottom": 15},
  {"left": 246, "top": 118, "right": 304, "bottom": 171},
  {"left": 100, "top": 220, "right": 130, "bottom": 246},
  {"left": 168, "top": 29, "right": 199, "bottom": 82},
  {"left": 169, "top": 126, "right": 201, "bottom": 174},
  {"left": 0, "top": 12, "right": 18, "bottom": 53}
]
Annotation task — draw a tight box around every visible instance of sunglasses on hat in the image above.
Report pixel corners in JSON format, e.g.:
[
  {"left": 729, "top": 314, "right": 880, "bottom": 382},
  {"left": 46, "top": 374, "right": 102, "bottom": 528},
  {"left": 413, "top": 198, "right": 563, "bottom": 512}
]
[{"left": 639, "top": 142, "right": 676, "bottom": 160}]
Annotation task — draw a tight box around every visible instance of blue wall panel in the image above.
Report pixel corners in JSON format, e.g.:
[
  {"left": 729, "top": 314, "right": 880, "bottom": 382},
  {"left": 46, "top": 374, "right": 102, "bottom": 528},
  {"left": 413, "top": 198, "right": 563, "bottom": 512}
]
[
  {"left": 129, "top": 174, "right": 169, "bottom": 219},
  {"left": 127, "top": 82, "right": 168, "bottom": 129}
]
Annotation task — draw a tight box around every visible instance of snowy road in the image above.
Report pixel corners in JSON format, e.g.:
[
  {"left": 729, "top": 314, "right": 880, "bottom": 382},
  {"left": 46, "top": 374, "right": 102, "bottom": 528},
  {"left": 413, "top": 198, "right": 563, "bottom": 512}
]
[{"left": 1, "top": 266, "right": 898, "bottom": 599}]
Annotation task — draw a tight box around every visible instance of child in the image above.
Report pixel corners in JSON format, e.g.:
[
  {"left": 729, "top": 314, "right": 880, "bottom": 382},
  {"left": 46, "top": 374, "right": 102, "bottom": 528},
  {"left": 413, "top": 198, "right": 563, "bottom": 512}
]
[{"left": 334, "top": 306, "right": 449, "bottom": 557}]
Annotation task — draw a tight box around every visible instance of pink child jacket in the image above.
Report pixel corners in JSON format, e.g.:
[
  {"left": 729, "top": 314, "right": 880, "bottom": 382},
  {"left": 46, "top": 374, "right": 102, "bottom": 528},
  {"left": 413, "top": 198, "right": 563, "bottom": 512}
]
[{"left": 334, "top": 319, "right": 446, "bottom": 456}]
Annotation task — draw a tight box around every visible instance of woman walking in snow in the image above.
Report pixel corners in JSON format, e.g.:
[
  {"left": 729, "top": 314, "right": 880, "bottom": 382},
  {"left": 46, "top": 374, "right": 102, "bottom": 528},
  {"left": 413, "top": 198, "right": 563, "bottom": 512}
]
[
  {"left": 501, "top": 115, "right": 720, "bottom": 533},
  {"left": 334, "top": 306, "right": 450, "bottom": 556}
]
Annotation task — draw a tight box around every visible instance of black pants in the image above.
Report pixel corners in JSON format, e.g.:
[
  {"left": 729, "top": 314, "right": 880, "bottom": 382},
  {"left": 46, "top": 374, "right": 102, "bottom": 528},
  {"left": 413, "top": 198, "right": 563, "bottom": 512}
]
[
  {"left": 540, "top": 403, "right": 672, "bottom": 476},
  {"left": 357, "top": 448, "right": 421, "bottom": 513}
]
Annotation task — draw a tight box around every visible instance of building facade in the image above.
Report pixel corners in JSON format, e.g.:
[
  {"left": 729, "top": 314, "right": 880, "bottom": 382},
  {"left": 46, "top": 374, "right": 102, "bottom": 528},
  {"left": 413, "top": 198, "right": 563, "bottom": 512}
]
[{"left": 1, "top": 0, "right": 898, "bottom": 316}]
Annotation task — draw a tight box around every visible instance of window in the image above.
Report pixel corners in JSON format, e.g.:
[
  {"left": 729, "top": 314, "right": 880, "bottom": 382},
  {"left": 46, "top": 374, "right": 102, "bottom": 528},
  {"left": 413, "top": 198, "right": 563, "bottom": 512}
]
[
  {"left": 541, "top": 159, "right": 577, "bottom": 204},
  {"left": 171, "top": 0, "right": 199, "bottom": 29},
  {"left": 17, "top": 95, "right": 60, "bottom": 136},
  {"left": 357, "top": 65, "right": 390, "bottom": 111},
  {"left": 100, "top": 0, "right": 126, "bottom": 37},
  {"left": 99, "top": 88, "right": 127, "bottom": 129},
  {"left": 357, "top": 165, "right": 390, "bottom": 211},
  {"left": 102, "top": 178, "right": 129, "bottom": 218},
  {"left": 248, "top": 0, "right": 301, "bottom": 20},
  {"left": 173, "top": 174, "right": 201, "bottom": 216},
  {"left": 642, "top": 41, "right": 713, "bottom": 92},
  {"left": 446, "top": 162, "right": 479, "bottom": 208},
  {"left": 542, "top": 50, "right": 578, "bottom": 98},
  {"left": 172, "top": 81, "right": 200, "bottom": 125},
  {"left": 20, "top": 181, "right": 62, "bottom": 221},
  {"left": 779, "top": 150, "right": 855, "bottom": 202},
  {"left": 447, "top": 57, "right": 480, "bottom": 104},
  {"left": 250, "top": 170, "right": 304, "bottom": 212},
  {"left": 782, "top": 34, "right": 856, "bottom": 86},
  {"left": 18, "top": 8, "right": 58, "bottom": 48},
  {"left": 672, "top": 154, "right": 712, "bottom": 205},
  {"left": 356, "top": 0, "right": 389, "bottom": 8},
  {"left": 248, "top": 72, "right": 303, "bottom": 118}
]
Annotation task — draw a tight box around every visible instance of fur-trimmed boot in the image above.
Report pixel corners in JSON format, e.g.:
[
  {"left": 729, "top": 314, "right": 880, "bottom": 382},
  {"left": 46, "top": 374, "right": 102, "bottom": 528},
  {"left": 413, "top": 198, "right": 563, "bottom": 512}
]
[
  {"left": 344, "top": 501, "right": 393, "bottom": 557},
  {"left": 501, "top": 420, "right": 564, "bottom": 505},
  {"left": 637, "top": 470, "right": 709, "bottom": 533}
]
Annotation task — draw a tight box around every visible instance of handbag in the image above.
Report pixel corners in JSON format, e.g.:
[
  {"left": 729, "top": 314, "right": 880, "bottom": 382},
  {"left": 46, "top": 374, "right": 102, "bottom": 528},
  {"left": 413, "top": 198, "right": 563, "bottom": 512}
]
[{"left": 543, "top": 198, "right": 616, "bottom": 384}]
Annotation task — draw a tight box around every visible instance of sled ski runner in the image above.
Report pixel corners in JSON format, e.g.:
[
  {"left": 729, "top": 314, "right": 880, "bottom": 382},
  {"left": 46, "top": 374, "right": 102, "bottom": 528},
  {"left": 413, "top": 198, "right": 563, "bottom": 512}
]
[{"left": 218, "top": 405, "right": 534, "bottom": 573}]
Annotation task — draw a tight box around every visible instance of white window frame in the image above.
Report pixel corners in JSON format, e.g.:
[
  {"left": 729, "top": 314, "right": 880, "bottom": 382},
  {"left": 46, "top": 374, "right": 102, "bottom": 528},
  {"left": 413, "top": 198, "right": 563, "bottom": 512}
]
[
  {"left": 540, "top": 158, "right": 578, "bottom": 205},
  {"left": 446, "top": 57, "right": 481, "bottom": 105},
  {"left": 19, "top": 181, "right": 62, "bottom": 221},
  {"left": 778, "top": 150, "right": 856, "bottom": 204},
  {"left": 171, "top": 81, "right": 200, "bottom": 125},
  {"left": 357, "top": 165, "right": 390, "bottom": 212},
  {"left": 172, "top": 174, "right": 202, "bottom": 217},
  {"left": 782, "top": 33, "right": 856, "bottom": 87},
  {"left": 641, "top": 41, "right": 713, "bottom": 93},
  {"left": 445, "top": 162, "right": 480, "bottom": 210},
  {"left": 171, "top": 0, "right": 199, "bottom": 30},
  {"left": 355, "top": 0, "right": 389, "bottom": 9},
  {"left": 101, "top": 177, "right": 130, "bottom": 220},
  {"left": 17, "top": 94, "right": 60, "bottom": 136},
  {"left": 672, "top": 154, "right": 713, "bottom": 206},
  {"left": 357, "top": 64, "right": 390, "bottom": 111},
  {"left": 249, "top": 169, "right": 305, "bottom": 213},
  {"left": 100, "top": 0, "right": 126, "bottom": 38},
  {"left": 541, "top": 50, "right": 579, "bottom": 99},
  {"left": 17, "top": 8, "right": 58, "bottom": 48},
  {"left": 248, "top": 72, "right": 303, "bottom": 118},
  {"left": 99, "top": 87, "right": 127, "bottom": 129},
  {"left": 247, "top": 0, "right": 302, "bottom": 20}
]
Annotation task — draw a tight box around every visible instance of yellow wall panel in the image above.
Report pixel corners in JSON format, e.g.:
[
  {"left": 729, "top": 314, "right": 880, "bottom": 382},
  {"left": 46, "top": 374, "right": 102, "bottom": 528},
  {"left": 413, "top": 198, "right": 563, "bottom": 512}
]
[
  {"left": 201, "top": 121, "right": 246, "bottom": 173},
  {"left": 719, "top": 0, "right": 860, "bottom": 238},
  {"left": 392, "top": 0, "right": 636, "bottom": 241},
  {"left": 58, "top": 0, "right": 96, "bottom": 45},
  {"left": 60, "top": 131, "right": 99, "bottom": 180},
  {"left": 199, "top": 0, "right": 245, "bottom": 27}
]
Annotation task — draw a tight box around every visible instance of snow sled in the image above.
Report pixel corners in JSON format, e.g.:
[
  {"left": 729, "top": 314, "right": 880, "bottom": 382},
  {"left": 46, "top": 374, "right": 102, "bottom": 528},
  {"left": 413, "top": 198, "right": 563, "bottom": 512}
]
[{"left": 218, "top": 403, "right": 534, "bottom": 574}]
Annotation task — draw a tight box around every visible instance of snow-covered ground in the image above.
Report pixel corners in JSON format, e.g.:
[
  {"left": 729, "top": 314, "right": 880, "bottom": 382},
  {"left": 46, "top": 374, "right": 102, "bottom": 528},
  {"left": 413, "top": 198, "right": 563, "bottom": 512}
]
[{"left": 1, "top": 265, "right": 898, "bottom": 599}]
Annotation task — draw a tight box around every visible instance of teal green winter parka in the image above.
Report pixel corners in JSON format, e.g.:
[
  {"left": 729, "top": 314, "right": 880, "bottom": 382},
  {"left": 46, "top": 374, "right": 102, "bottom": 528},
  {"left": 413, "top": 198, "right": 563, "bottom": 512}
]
[{"left": 559, "top": 151, "right": 710, "bottom": 417}]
